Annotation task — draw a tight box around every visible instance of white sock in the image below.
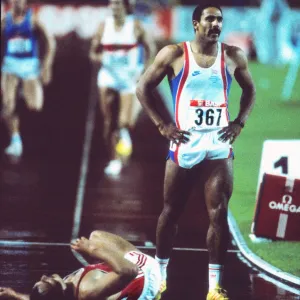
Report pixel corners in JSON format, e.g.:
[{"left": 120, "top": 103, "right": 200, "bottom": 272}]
[
  {"left": 208, "top": 264, "right": 224, "bottom": 290},
  {"left": 119, "top": 128, "right": 131, "bottom": 145},
  {"left": 155, "top": 256, "right": 169, "bottom": 281},
  {"left": 11, "top": 132, "right": 21, "bottom": 144}
]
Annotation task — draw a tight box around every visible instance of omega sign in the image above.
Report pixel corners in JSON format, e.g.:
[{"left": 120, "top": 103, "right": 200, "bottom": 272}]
[{"left": 269, "top": 194, "right": 300, "bottom": 214}]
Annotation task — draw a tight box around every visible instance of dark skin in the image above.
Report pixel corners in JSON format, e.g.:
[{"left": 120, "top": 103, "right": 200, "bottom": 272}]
[{"left": 136, "top": 7, "right": 255, "bottom": 264}]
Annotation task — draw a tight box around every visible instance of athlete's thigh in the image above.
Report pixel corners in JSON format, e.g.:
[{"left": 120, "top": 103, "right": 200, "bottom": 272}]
[
  {"left": 22, "top": 78, "right": 43, "bottom": 111},
  {"left": 1, "top": 73, "right": 20, "bottom": 114},
  {"left": 202, "top": 158, "right": 233, "bottom": 211},
  {"left": 118, "top": 92, "right": 135, "bottom": 127},
  {"left": 163, "top": 159, "right": 196, "bottom": 210}
]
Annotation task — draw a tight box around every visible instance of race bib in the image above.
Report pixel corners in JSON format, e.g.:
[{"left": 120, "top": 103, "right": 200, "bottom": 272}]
[
  {"left": 109, "top": 52, "right": 129, "bottom": 66},
  {"left": 186, "top": 100, "right": 228, "bottom": 130},
  {"left": 7, "top": 37, "right": 32, "bottom": 54}
]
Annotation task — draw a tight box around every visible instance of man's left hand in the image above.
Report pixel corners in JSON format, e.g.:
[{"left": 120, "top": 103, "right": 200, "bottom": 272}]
[
  {"left": 41, "top": 64, "right": 52, "bottom": 85},
  {"left": 218, "top": 122, "right": 242, "bottom": 144}
]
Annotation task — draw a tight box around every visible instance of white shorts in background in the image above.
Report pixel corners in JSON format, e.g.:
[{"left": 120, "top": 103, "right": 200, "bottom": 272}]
[
  {"left": 2, "top": 56, "right": 40, "bottom": 79},
  {"left": 169, "top": 128, "right": 233, "bottom": 169},
  {"left": 97, "top": 65, "right": 142, "bottom": 94}
]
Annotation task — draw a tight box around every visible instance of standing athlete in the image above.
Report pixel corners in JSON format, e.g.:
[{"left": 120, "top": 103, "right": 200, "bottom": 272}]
[
  {"left": 1, "top": 0, "right": 55, "bottom": 158},
  {"left": 89, "top": 0, "right": 155, "bottom": 176},
  {"left": 136, "top": 2, "right": 256, "bottom": 299},
  {"left": 0, "top": 230, "right": 162, "bottom": 300}
]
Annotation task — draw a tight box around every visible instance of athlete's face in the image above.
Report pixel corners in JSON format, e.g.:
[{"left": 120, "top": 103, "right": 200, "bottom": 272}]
[
  {"left": 10, "top": 0, "right": 26, "bottom": 13},
  {"left": 109, "top": 0, "right": 126, "bottom": 18},
  {"left": 32, "top": 274, "right": 66, "bottom": 298},
  {"left": 193, "top": 7, "right": 223, "bottom": 42}
]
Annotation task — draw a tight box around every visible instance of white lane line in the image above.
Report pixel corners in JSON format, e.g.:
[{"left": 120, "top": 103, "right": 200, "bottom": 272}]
[
  {"left": 0, "top": 240, "right": 239, "bottom": 253},
  {"left": 228, "top": 210, "right": 300, "bottom": 289},
  {"left": 71, "top": 65, "right": 98, "bottom": 241}
]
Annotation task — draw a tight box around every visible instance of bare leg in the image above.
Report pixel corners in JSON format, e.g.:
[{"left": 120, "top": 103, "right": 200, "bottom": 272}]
[
  {"left": 99, "top": 87, "right": 118, "bottom": 159},
  {"left": 203, "top": 158, "right": 233, "bottom": 264},
  {"left": 89, "top": 231, "right": 137, "bottom": 254},
  {"left": 23, "top": 78, "right": 44, "bottom": 112},
  {"left": 128, "top": 95, "right": 142, "bottom": 129},
  {"left": 203, "top": 158, "right": 233, "bottom": 295},
  {"left": 1, "top": 73, "right": 21, "bottom": 156},
  {"left": 116, "top": 93, "right": 135, "bottom": 160},
  {"left": 156, "top": 159, "right": 195, "bottom": 259}
]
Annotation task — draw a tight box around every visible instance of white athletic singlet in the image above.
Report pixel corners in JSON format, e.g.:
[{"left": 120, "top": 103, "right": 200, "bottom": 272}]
[
  {"left": 98, "top": 15, "right": 143, "bottom": 92},
  {"left": 168, "top": 42, "right": 234, "bottom": 168}
]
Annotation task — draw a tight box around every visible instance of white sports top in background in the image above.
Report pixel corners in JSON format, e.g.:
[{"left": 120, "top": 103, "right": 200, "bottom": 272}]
[{"left": 101, "top": 15, "right": 141, "bottom": 74}]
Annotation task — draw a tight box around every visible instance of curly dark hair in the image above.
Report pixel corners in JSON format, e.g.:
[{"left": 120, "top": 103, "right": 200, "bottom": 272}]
[
  {"left": 192, "top": 1, "right": 223, "bottom": 22},
  {"left": 30, "top": 283, "right": 66, "bottom": 300}
]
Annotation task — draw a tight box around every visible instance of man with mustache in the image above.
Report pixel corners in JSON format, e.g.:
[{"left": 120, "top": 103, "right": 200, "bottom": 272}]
[{"left": 136, "top": 1, "right": 256, "bottom": 299}]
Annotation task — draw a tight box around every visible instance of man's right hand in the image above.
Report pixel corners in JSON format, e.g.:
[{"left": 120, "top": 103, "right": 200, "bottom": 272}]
[{"left": 157, "top": 123, "right": 190, "bottom": 144}]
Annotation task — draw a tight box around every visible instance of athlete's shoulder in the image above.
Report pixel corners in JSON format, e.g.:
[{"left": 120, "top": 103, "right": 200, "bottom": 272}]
[
  {"left": 161, "top": 43, "right": 184, "bottom": 58},
  {"left": 223, "top": 43, "right": 248, "bottom": 68},
  {"left": 151, "top": 43, "right": 183, "bottom": 71}
]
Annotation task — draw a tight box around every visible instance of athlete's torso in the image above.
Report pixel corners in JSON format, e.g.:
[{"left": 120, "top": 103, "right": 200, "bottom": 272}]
[
  {"left": 75, "top": 251, "right": 149, "bottom": 300},
  {"left": 3, "top": 9, "right": 39, "bottom": 59},
  {"left": 101, "top": 15, "right": 139, "bottom": 71},
  {"left": 169, "top": 41, "right": 233, "bottom": 131}
]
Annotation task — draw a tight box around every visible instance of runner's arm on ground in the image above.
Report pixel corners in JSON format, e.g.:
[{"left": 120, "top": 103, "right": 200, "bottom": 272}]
[
  {"left": 71, "top": 237, "right": 139, "bottom": 300},
  {"left": 0, "top": 287, "right": 29, "bottom": 300},
  {"left": 89, "top": 23, "right": 104, "bottom": 63}
]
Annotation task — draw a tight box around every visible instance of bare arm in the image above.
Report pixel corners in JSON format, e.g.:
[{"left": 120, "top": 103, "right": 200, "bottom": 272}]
[
  {"left": 71, "top": 237, "right": 139, "bottom": 300},
  {"left": 231, "top": 46, "right": 256, "bottom": 125},
  {"left": 1, "top": 17, "right": 6, "bottom": 61},
  {"left": 219, "top": 46, "right": 256, "bottom": 143},
  {"left": 34, "top": 18, "right": 56, "bottom": 68},
  {"left": 134, "top": 19, "right": 156, "bottom": 71},
  {"left": 136, "top": 44, "right": 190, "bottom": 144},
  {"left": 33, "top": 17, "right": 56, "bottom": 85},
  {"left": 0, "top": 287, "right": 29, "bottom": 300},
  {"left": 89, "top": 23, "right": 104, "bottom": 63}
]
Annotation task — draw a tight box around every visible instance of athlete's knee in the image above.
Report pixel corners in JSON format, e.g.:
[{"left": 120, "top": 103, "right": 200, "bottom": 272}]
[
  {"left": 27, "top": 104, "right": 43, "bottom": 112},
  {"left": 26, "top": 97, "right": 43, "bottom": 112},
  {"left": 161, "top": 203, "right": 182, "bottom": 222},
  {"left": 118, "top": 117, "right": 130, "bottom": 129},
  {"left": 208, "top": 200, "right": 228, "bottom": 226}
]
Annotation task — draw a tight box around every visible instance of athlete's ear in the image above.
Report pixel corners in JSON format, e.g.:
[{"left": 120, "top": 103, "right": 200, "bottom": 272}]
[{"left": 192, "top": 20, "right": 199, "bottom": 31}]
